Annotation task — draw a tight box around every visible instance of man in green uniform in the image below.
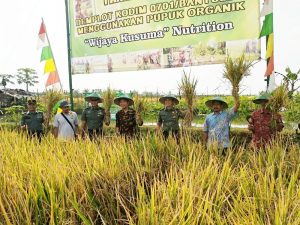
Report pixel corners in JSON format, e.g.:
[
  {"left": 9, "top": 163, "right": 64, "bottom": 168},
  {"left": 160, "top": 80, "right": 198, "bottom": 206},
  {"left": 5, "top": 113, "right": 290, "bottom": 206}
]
[
  {"left": 81, "top": 93, "right": 110, "bottom": 140},
  {"left": 20, "top": 99, "right": 44, "bottom": 142},
  {"left": 156, "top": 94, "right": 184, "bottom": 144}
]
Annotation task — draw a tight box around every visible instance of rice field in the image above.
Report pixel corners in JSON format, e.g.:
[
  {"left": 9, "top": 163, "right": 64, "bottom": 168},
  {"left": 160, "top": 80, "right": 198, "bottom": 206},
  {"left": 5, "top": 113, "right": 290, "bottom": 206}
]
[{"left": 0, "top": 130, "right": 300, "bottom": 224}]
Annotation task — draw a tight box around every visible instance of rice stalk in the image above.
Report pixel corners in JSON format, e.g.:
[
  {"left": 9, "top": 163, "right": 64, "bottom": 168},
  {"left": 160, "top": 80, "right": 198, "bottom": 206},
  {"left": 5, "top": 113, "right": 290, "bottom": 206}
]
[
  {"left": 267, "top": 85, "right": 290, "bottom": 131},
  {"left": 133, "top": 94, "right": 148, "bottom": 125},
  {"left": 102, "top": 87, "right": 115, "bottom": 122},
  {"left": 178, "top": 70, "right": 198, "bottom": 127},
  {"left": 42, "top": 90, "right": 64, "bottom": 129},
  {"left": 223, "top": 54, "right": 253, "bottom": 101},
  {"left": 267, "top": 85, "right": 290, "bottom": 114}
]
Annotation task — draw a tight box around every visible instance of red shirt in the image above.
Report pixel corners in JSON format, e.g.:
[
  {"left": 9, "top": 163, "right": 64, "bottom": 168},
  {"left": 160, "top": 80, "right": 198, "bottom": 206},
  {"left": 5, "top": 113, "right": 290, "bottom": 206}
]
[{"left": 250, "top": 109, "right": 284, "bottom": 148}]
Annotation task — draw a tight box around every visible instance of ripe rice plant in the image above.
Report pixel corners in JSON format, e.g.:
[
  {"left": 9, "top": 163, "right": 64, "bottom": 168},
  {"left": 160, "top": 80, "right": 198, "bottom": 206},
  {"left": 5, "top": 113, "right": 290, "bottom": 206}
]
[
  {"left": 41, "top": 90, "right": 64, "bottom": 129},
  {"left": 223, "top": 54, "right": 253, "bottom": 101},
  {"left": 0, "top": 129, "right": 299, "bottom": 224},
  {"left": 178, "top": 70, "right": 198, "bottom": 127},
  {"left": 103, "top": 87, "right": 115, "bottom": 122}
]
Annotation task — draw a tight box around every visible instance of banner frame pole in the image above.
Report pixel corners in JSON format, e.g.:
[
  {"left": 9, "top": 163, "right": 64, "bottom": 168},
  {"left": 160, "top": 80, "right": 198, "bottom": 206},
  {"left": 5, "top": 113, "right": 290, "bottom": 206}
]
[{"left": 64, "top": 0, "right": 74, "bottom": 110}]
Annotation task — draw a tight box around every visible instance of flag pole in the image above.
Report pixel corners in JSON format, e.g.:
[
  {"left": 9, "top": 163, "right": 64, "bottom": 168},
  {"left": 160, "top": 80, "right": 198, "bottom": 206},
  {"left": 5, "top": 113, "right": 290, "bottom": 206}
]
[
  {"left": 265, "top": 35, "right": 270, "bottom": 91},
  {"left": 64, "top": 0, "right": 74, "bottom": 110},
  {"left": 41, "top": 18, "right": 63, "bottom": 90}
]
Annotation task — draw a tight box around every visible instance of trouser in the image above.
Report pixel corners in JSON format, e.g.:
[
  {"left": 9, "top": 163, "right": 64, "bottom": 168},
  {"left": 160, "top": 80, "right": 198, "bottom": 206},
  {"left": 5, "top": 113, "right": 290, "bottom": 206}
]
[
  {"left": 28, "top": 130, "right": 43, "bottom": 143},
  {"left": 88, "top": 129, "right": 103, "bottom": 141},
  {"left": 163, "top": 130, "right": 180, "bottom": 144}
]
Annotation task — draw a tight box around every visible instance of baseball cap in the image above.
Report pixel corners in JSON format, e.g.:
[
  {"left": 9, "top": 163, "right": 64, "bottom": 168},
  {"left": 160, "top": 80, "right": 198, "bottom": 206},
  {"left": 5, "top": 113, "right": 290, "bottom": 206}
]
[{"left": 60, "top": 100, "right": 71, "bottom": 108}]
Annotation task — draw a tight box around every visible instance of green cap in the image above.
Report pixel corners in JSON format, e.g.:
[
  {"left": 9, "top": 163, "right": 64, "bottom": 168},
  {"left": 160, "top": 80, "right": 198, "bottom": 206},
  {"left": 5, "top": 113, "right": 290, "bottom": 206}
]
[
  {"left": 114, "top": 94, "right": 134, "bottom": 106},
  {"left": 205, "top": 97, "right": 228, "bottom": 109},
  {"left": 253, "top": 93, "right": 270, "bottom": 104},
  {"left": 85, "top": 93, "right": 103, "bottom": 103},
  {"left": 159, "top": 94, "right": 179, "bottom": 105}
]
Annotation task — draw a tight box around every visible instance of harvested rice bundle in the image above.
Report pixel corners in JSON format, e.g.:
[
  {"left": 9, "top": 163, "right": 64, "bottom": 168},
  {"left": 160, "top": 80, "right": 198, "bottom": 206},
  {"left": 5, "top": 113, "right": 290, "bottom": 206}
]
[
  {"left": 223, "top": 54, "right": 253, "bottom": 101},
  {"left": 267, "top": 85, "right": 289, "bottom": 131},
  {"left": 102, "top": 87, "right": 115, "bottom": 122},
  {"left": 178, "top": 70, "right": 198, "bottom": 127},
  {"left": 133, "top": 94, "right": 147, "bottom": 124},
  {"left": 268, "top": 85, "right": 290, "bottom": 114}
]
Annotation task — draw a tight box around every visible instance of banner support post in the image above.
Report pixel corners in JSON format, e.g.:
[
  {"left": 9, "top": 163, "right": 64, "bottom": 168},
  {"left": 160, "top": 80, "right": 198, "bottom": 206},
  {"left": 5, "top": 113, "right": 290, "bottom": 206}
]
[{"left": 64, "top": 0, "right": 74, "bottom": 110}]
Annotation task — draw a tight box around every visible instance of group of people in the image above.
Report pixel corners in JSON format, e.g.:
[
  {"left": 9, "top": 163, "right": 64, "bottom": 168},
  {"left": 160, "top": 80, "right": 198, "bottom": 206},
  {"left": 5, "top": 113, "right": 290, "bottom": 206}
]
[{"left": 20, "top": 92, "right": 294, "bottom": 151}]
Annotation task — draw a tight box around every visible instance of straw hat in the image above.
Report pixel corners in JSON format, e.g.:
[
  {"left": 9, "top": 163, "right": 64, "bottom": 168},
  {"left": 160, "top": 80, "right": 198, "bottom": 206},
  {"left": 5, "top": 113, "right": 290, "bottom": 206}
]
[
  {"left": 84, "top": 92, "right": 103, "bottom": 103},
  {"left": 205, "top": 97, "right": 228, "bottom": 109},
  {"left": 114, "top": 94, "right": 134, "bottom": 106},
  {"left": 253, "top": 93, "right": 270, "bottom": 104},
  {"left": 159, "top": 94, "right": 179, "bottom": 105}
]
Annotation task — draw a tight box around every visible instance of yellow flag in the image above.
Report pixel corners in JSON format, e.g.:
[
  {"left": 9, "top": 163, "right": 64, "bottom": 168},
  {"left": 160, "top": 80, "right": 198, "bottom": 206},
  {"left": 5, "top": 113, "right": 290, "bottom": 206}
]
[
  {"left": 266, "top": 33, "right": 274, "bottom": 59},
  {"left": 44, "top": 59, "right": 56, "bottom": 73}
]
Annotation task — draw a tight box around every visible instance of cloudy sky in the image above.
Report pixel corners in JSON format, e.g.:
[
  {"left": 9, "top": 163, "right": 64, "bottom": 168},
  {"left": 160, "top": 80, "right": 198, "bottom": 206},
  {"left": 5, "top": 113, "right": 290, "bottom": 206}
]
[{"left": 0, "top": 0, "right": 299, "bottom": 95}]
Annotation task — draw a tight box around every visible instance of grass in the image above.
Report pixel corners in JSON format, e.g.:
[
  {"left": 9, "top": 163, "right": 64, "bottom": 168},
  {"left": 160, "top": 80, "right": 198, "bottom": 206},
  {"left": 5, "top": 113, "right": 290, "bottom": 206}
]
[{"left": 0, "top": 130, "right": 300, "bottom": 224}]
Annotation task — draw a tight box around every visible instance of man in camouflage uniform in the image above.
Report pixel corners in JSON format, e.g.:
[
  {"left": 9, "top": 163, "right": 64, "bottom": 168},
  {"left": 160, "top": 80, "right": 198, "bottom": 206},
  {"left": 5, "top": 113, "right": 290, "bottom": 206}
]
[
  {"left": 157, "top": 94, "right": 184, "bottom": 144},
  {"left": 81, "top": 93, "right": 110, "bottom": 140},
  {"left": 20, "top": 99, "right": 44, "bottom": 142},
  {"left": 114, "top": 94, "right": 143, "bottom": 138}
]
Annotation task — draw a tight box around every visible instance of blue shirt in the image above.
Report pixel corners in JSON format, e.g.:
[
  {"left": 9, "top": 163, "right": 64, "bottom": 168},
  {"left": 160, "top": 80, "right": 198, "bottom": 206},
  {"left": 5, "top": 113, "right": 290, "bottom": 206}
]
[{"left": 203, "top": 108, "right": 237, "bottom": 148}]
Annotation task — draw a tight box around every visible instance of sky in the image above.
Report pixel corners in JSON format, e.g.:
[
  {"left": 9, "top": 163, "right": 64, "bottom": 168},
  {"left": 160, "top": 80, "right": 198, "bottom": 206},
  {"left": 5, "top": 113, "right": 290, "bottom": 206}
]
[{"left": 0, "top": 0, "right": 300, "bottom": 95}]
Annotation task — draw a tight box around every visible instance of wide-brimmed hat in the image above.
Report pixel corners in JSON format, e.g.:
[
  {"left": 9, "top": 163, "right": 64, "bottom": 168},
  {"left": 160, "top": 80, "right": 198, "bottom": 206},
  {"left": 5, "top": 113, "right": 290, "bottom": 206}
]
[
  {"left": 159, "top": 94, "right": 179, "bottom": 105},
  {"left": 85, "top": 92, "right": 103, "bottom": 103},
  {"left": 205, "top": 97, "right": 228, "bottom": 109},
  {"left": 253, "top": 93, "right": 270, "bottom": 104},
  {"left": 114, "top": 94, "right": 134, "bottom": 106}
]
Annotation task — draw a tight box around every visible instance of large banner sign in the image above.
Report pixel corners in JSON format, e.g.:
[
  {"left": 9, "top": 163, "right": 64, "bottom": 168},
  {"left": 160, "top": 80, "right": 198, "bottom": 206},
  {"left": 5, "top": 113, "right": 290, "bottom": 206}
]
[{"left": 69, "top": 0, "right": 260, "bottom": 74}]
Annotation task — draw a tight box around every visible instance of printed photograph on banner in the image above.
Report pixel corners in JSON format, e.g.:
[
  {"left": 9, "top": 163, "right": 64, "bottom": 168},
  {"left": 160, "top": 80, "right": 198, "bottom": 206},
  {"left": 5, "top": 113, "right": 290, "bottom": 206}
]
[
  {"left": 69, "top": 0, "right": 260, "bottom": 74},
  {"left": 74, "top": 0, "right": 95, "bottom": 19},
  {"left": 71, "top": 39, "right": 260, "bottom": 74}
]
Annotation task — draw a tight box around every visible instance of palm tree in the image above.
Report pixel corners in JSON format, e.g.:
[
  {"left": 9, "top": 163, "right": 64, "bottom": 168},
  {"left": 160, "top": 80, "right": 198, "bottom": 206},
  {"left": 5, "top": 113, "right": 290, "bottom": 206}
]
[
  {"left": 0, "top": 74, "right": 15, "bottom": 89},
  {"left": 16, "top": 68, "right": 39, "bottom": 92}
]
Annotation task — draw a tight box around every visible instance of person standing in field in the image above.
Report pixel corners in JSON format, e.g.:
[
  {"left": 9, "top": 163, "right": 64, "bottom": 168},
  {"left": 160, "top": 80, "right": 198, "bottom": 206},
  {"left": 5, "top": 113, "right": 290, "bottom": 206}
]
[
  {"left": 203, "top": 97, "right": 240, "bottom": 154},
  {"left": 114, "top": 94, "right": 143, "bottom": 138},
  {"left": 81, "top": 93, "right": 110, "bottom": 140},
  {"left": 156, "top": 94, "right": 184, "bottom": 144},
  {"left": 20, "top": 99, "right": 44, "bottom": 142},
  {"left": 248, "top": 93, "right": 284, "bottom": 148},
  {"left": 53, "top": 100, "right": 79, "bottom": 140}
]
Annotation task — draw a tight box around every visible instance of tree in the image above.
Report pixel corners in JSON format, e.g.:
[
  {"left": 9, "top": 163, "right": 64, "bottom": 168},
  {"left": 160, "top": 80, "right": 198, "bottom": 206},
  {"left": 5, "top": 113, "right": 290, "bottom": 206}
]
[
  {"left": 282, "top": 67, "right": 300, "bottom": 98},
  {"left": 0, "top": 74, "right": 15, "bottom": 89},
  {"left": 16, "top": 68, "right": 38, "bottom": 92}
]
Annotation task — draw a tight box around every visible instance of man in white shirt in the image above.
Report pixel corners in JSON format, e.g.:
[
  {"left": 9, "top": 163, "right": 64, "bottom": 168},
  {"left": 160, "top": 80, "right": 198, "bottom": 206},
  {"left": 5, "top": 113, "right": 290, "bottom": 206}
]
[{"left": 53, "top": 100, "right": 79, "bottom": 140}]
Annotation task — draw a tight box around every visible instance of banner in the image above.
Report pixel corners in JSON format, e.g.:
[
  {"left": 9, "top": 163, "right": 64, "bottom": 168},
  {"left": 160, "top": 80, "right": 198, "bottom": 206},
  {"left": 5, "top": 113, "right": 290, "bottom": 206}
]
[{"left": 69, "top": 0, "right": 260, "bottom": 74}]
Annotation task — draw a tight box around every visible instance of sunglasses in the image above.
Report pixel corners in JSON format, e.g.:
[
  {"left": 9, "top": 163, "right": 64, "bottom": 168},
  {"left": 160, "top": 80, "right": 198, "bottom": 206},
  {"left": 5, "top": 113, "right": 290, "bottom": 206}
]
[
  {"left": 62, "top": 106, "right": 70, "bottom": 108},
  {"left": 90, "top": 98, "right": 99, "bottom": 101}
]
